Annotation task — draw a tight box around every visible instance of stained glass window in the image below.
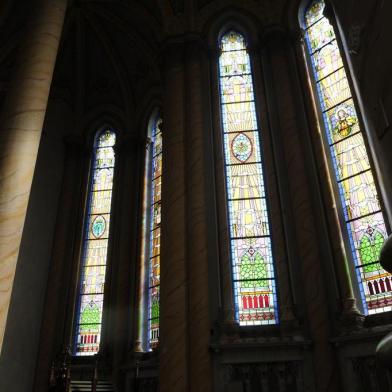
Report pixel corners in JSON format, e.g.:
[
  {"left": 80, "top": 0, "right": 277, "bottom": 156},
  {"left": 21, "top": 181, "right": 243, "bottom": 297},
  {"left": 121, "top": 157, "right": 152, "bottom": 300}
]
[
  {"left": 146, "top": 118, "right": 162, "bottom": 348},
  {"left": 304, "top": 0, "right": 392, "bottom": 314},
  {"left": 218, "top": 31, "right": 278, "bottom": 325},
  {"left": 74, "top": 129, "right": 116, "bottom": 355}
]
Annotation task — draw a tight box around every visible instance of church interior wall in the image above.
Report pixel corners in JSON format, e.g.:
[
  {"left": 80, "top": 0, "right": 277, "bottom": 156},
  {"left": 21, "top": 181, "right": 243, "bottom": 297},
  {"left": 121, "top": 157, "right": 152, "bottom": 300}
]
[{"left": 0, "top": 1, "right": 391, "bottom": 391}]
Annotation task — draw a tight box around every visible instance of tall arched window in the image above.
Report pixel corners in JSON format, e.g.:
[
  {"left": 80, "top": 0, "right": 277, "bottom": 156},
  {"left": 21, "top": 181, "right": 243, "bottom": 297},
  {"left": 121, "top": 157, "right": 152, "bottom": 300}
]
[
  {"left": 73, "top": 129, "right": 117, "bottom": 355},
  {"left": 303, "top": 0, "right": 392, "bottom": 314},
  {"left": 139, "top": 116, "right": 162, "bottom": 350},
  {"left": 147, "top": 118, "right": 162, "bottom": 348},
  {"left": 218, "top": 31, "right": 278, "bottom": 325}
]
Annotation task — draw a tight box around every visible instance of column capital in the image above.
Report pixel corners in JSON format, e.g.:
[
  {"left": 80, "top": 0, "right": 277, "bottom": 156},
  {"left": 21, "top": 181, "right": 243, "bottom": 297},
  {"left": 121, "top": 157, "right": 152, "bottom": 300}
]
[{"left": 338, "top": 298, "right": 365, "bottom": 331}]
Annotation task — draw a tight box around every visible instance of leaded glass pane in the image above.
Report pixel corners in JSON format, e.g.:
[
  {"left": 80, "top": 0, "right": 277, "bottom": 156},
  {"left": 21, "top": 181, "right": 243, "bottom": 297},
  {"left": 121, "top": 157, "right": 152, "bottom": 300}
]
[
  {"left": 219, "top": 31, "right": 279, "bottom": 325},
  {"left": 307, "top": 18, "right": 334, "bottom": 52},
  {"left": 74, "top": 129, "right": 116, "bottom": 355},
  {"left": 312, "top": 40, "right": 343, "bottom": 79},
  {"left": 220, "top": 75, "right": 254, "bottom": 104},
  {"left": 305, "top": 0, "right": 391, "bottom": 314},
  {"left": 221, "top": 101, "right": 258, "bottom": 133},
  {"left": 226, "top": 163, "right": 266, "bottom": 201},
  {"left": 316, "top": 68, "right": 351, "bottom": 111}
]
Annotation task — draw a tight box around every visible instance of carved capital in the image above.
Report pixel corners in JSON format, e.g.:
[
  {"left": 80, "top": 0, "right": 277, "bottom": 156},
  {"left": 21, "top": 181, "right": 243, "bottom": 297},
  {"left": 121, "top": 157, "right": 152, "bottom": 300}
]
[{"left": 338, "top": 298, "right": 365, "bottom": 331}]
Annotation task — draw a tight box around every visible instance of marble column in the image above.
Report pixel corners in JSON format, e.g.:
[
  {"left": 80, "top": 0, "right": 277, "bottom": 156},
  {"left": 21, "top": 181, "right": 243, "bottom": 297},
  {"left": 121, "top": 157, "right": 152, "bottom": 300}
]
[
  {"left": 0, "top": 0, "right": 68, "bottom": 352},
  {"left": 159, "top": 41, "right": 189, "bottom": 392}
]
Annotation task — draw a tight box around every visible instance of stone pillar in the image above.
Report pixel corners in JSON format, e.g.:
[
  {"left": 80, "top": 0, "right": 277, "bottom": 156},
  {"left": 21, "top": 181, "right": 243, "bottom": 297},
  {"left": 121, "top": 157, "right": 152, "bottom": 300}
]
[
  {"left": 159, "top": 41, "right": 189, "bottom": 392},
  {"left": 208, "top": 46, "right": 236, "bottom": 326},
  {"left": 184, "top": 39, "right": 212, "bottom": 392},
  {"left": 257, "top": 37, "right": 299, "bottom": 329},
  {"left": 262, "top": 30, "right": 341, "bottom": 391},
  {"left": 110, "top": 135, "right": 144, "bottom": 379},
  {"left": 159, "top": 36, "right": 213, "bottom": 392},
  {"left": 0, "top": 0, "right": 68, "bottom": 352}
]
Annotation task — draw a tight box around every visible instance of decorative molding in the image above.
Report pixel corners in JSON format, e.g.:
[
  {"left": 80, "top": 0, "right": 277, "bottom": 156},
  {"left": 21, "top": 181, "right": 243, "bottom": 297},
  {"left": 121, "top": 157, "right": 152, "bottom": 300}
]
[
  {"left": 221, "top": 361, "right": 304, "bottom": 392},
  {"left": 338, "top": 298, "right": 365, "bottom": 332},
  {"left": 352, "top": 355, "right": 392, "bottom": 391}
]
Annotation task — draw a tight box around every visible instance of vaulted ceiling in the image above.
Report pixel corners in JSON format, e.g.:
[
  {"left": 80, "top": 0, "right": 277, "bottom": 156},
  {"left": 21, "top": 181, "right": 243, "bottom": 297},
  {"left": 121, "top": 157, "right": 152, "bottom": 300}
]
[{"left": 0, "top": 0, "right": 298, "bottom": 134}]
